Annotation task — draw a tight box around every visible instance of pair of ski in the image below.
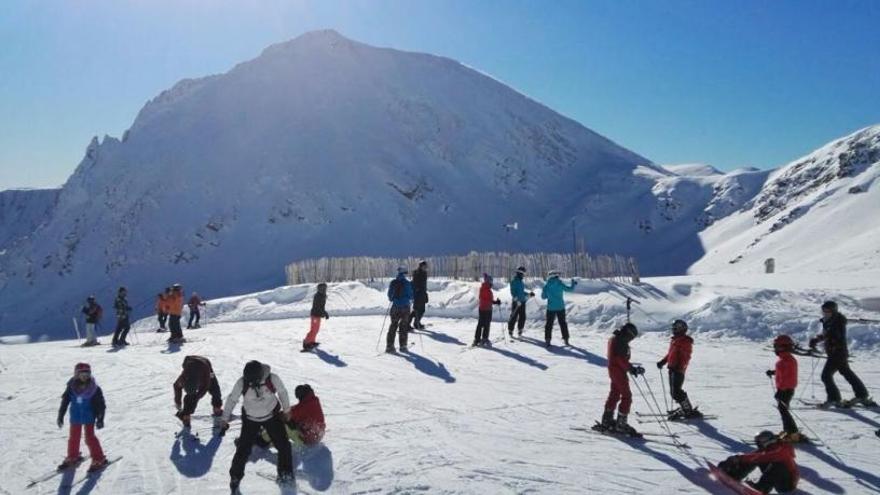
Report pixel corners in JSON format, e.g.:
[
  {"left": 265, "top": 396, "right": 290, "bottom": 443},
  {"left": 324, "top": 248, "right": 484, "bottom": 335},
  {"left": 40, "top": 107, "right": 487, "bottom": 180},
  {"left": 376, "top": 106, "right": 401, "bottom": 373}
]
[
  {"left": 26, "top": 456, "right": 123, "bottom": 490},
  {"left": 635, "top": 410, "right": 716, "bottom": 424},
  {"left": 572, "top": 423, "right": 688, "bottom": 449},
  {"left": 708, "top": 462, "right": 764, "bottom": 495},
  {"left": 797, "top": 398, "right": 878, "bottom": 410}
]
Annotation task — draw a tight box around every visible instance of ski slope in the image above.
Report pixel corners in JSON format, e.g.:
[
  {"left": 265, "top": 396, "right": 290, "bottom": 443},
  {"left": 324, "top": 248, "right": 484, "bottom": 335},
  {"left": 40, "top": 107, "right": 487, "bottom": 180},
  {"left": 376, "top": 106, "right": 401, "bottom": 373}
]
[{"left": 1, "top": 277, "right": 879, "bottom": 494}]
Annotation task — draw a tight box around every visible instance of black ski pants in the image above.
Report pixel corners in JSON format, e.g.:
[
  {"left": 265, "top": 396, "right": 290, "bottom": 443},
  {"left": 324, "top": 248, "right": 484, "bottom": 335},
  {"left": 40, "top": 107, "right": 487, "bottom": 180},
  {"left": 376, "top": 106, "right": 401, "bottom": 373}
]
[
  {"left": 112, "top": 316, "right": 131, "bottom": 345},
  {"left": 230, "top": 413, "right": 292, "bottom": 480},
  {"left": 387, "top": 306, "right": 411, "bottom": 349},
  {"left": 157, "top": 312, "right": 167, "bottom": 330},
  {"left": 544, "top": 310, "right": 569, "bottom": 343},
  {"left": 180, "top": 377, "right": 223, "bottom": 416},
  {"left": 821, "top": 354, "right": 868, "bottom": 402},
  {"left": 475, "top": 309, "right": 492, "bottom": 342},
  {"left": 668, "top": 369, "right": 689, "bottom": 404},
  {"left": 775, "top": 389, "right": 798, "bottom": 434},
  {"left": 507, "top": 301, "right": 526, "bottom": 333},
  {"left": 169, "top": 315, "right": 183, "bottom": 339},
  {"left": 722, "top": 459, "right": 795, "bottom": 493},
  {"left": 187, "top": 307, "right": 201, "bottom": 328},
  {"left": 409, "top": 294, "right": 427, "bottom": 328}
]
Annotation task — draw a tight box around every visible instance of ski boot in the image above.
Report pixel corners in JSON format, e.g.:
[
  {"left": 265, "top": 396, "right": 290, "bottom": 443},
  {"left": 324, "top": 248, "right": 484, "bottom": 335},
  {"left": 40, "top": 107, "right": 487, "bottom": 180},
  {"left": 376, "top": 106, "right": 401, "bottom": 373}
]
[
  {"left": 481, "top": 339, "right": 492, "bottom": 347},
  {"left": 564, "top": 339, "right": 570, "bottom": 346},
  {"left": 277, "top": 472, "right": 295, "bottom": 486},
  {"left": 87, "top": 457, "right": 109, "bottom": 473},
  {"left": 818, "top": 400, "right": 843, "bottom": 409},
  {"left": 472, "top": 340, "right": 481, "bottom": 347},
  {"left": 230, "top": 477, "right": 241, "bottom": 494},
  {"left": 615, "top": 414, "right": 642, "bottom": 437},
  {"left": 600, "top": 410, "right": 616, "bottom": 430},
  {"left": 385, "top": 346, "right": 396, "bottom": 354},
  {"left": 843, "top": 396, "right": 878, "bottom": 408},
  {"left": 399, "top": 345, "right": 408, "bottom": 353},
  {"left": 676, "top": 399, "right": 703, "bottom": 420},
  {"left": 57, "top": 455, "right": 84, "bottom": 470}
]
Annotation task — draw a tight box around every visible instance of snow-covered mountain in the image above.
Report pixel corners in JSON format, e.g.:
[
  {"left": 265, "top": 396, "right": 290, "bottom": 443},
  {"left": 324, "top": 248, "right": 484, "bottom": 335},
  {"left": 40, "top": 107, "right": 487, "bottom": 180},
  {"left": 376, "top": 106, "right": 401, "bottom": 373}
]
[{"left": 0, "top": 188, "right": 59, "bottom": 247}]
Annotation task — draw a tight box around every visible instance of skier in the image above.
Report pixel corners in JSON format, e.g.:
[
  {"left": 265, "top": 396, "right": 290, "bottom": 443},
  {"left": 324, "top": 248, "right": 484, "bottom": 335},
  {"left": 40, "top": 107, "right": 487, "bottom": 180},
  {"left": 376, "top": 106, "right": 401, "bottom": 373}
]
[
  {"left": 409, "top": 260, "right": 429, "bottom": 330},
  {"left": 599, "top": 323, "right": 645, "bottom": 435},
  {"left": 258, "top": 384, "right": 326, "bottom": 449},
  {"left": 385, "top": 267, "right": 414, "bottom": 353},
  {"left": 656, "top": 319, "right": 702, "bottom": 419},
  {"left": 167, "top": 284, "right": 185, "bottom": 343},
  {"left": 766, "top": 335, "right": 802, "bottom": 442},
  {"left": 473, "top": 273, "right": 502, "bottom": 347},
  {"left": 80, "top": 296, "right": 103, "bottom": 346},
  {"left": 111, "top": 286, "right": 132, "bottom": 347},
  {"left": 809, "top": 301, "right": 875, "bottom": 408},
  {"left": 303, "top": 283, "right": 329, "bottom": 351},
  {"left": 219, "top": 360, "right": 294, "bottom": 491},
  {"left": 717, "top": 430, "right": 799, "bottom": 494},
  {"left": 540, "top": 270, "right": 577, "bottom": 347},
  {"left": 155, "top": 291, "right": 168, "bottom": 332},
  {"left": 507, "top": 266, "right": 535, "bottom": 338},
  {"left": 187, "top": 292, "right": 205, "bottom": 329},
  {"left": 56, "top": 363, "right": 109, "bottom": 472},
  {"left": 173, "top": 355, "right": 223, "bottom": 429}
]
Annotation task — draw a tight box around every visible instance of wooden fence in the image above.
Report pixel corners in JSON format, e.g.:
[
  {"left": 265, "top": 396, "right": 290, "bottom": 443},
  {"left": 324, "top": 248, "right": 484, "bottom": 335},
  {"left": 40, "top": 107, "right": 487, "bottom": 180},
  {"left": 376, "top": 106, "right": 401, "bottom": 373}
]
[{"left": 285, "top": 252, "right": 640, "bottom": 284}]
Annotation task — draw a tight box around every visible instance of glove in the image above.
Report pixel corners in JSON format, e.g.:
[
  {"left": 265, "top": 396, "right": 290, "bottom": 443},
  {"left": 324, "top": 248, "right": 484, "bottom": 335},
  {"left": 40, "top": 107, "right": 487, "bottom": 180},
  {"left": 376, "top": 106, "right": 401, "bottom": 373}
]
[
  {"left": 766, "top": 370, "right": 775, "bottom": 377},
  {"left": 656, "top": 359, "right": 667, "bottom": 369},
  {"left": 528, "top": 292, "right": 535, "bottom": 297},
  {"left": 96, "top": 419, "right": 104, "bottom": 430},
  {"left": 629, "top": 365, "right": 645, "bottom": 376},
  {"left": 57, "top": 417, "right": 64, "bottom": 429},
  {"left": 324, "top": 314, "right": 330, "bottom": 320},
  {"left": 494, "top": 299, "right": 501, "bottom": 306},
  {"left": 808, "top": 337, "right": 819, "bottom": 349},
  {"left": 571, "top": 279, "right": 578, "bottom": 286}
]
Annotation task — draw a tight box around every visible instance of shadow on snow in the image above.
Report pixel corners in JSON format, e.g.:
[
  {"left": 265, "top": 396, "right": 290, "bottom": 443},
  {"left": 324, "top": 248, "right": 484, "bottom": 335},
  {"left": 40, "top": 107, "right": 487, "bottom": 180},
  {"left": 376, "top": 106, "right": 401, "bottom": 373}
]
[{"left": 169, "top": 432, "right": 223, "bottom": 478}]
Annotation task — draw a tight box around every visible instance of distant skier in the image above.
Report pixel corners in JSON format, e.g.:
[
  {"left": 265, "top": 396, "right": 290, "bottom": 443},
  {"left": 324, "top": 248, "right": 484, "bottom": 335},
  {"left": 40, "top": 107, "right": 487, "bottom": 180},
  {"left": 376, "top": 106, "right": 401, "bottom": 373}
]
[
  {"left": 599, "top": 323, "right": 645, "bottom": 436},
  {"left": 809, "top": 301, "right": 875, "bottom": 408},
  {"left": 257, "top": 384, "right": 326, "bottom": 449},
  {"left": 173, "top": 355, "right": 223, "bottom": 429},
  {"left": 80, "top": 296, "right": 103, "bottom": 346},
  {"left": 187, "top": 292, "right": 205, "bottom": 329},
  {"left": 56, "top": 363, "right": 109, "bottom": 473},
  {"left": 716, "top": 430, "right": 799, "bottom": 494},
  {"left": 656, "top": 320, "right": 702, "bottom": 419},
  {"left": 167, "top": 284, "right": 185, "bottom": 343},
  {"left": 303, "top": 283, "right": 329, "bottom": 351},
  {"left": 220, "top": 360, "right": 294, "bottom": 491},
  {"left": 473, "top": 273, "right": 501, "bottom": 347},
  {"left": 385, "top": 267, "right": 414, "bottom": 353},
  {"left": 409, "top": 260, "right": 429, "bottom": 330},
  {"left": 155, "top": 291, "right": 168, "bottom": 332},
  {"left": 540, "top": 270, "right": 577, "bottom": 347},
  {"left": 507, "top": 266, "right": 535, "bottom": 338},
  {"left": 766, "top": 335, "right": 802, "bottom": 442},
  {"left": 111, "top": 286, "right": 132, "bottom": 347}
]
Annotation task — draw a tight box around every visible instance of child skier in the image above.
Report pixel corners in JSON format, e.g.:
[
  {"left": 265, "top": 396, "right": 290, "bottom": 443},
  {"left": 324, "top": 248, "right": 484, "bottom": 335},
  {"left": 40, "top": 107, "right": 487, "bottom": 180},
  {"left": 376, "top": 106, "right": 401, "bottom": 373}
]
[
  {"left": 598, "top": 323, "right": 645, "bottom": 436},
  {"left": 507, "top": 266, "right": 535, "bottom": 338},
  {"left": 56, "top": 363, "right": 109, "bottom": 472},
  {"left": 259, "top": 384, "right": 326, "bottom": 449},
  {"left": 80, "top": 296, "right": 103, "bottom": 346},
  {"left": 540, "top": 270, "right": 577, "bottom": 347},
  {"left": 766, "top": 335, "right": 802, "bottom": 442},
  {"left": 717, "top": 430, "right": 799, "bottom": 494},
  {"left": 173, "top": 355, "right": 223, "bottom": 428},
  {"left": 220, "top": 360, "right": 294, "bottom": 491},
  {"left": 473, "top": 273, "right": 501, "bottom": 347},
  {"left": 656, "top": 319, "right": 702, "bottom": 420},
  {"left": 303, "top": 283, "right": 329, "bottom": 351}
]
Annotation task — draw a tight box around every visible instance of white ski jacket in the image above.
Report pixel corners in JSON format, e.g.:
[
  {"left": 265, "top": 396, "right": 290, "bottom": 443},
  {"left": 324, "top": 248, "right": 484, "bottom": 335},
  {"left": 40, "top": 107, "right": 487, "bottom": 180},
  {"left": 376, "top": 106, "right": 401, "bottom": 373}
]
[{"left": 222, "top": 364, "right": 290, "bottom": 423}]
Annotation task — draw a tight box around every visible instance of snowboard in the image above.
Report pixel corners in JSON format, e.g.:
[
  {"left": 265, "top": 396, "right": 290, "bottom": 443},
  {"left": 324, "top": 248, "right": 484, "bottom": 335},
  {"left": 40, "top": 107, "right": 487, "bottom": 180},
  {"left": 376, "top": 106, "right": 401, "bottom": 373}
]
[{"left": 708, "top": 462, "right": 762, "bottom": 495}]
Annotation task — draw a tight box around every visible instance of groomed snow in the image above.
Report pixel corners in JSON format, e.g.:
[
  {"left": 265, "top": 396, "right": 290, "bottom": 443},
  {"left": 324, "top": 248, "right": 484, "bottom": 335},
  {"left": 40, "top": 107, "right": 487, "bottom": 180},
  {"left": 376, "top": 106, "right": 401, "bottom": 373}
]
[{"left": 1, "top": 276, "right": 879, "bottom": 494}]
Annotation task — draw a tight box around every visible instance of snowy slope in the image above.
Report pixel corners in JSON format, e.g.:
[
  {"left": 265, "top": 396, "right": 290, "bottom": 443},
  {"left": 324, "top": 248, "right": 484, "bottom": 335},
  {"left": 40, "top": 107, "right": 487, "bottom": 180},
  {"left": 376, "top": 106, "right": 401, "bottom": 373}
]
[
  {"left": 691, "top": 125, "right": 880, "bottom": 275},
  {"left": 0, "top": 188, "right": 58, "bottom": 247},
  {"left": 1, "top": 277, "right": 879, "bottom": 494}
]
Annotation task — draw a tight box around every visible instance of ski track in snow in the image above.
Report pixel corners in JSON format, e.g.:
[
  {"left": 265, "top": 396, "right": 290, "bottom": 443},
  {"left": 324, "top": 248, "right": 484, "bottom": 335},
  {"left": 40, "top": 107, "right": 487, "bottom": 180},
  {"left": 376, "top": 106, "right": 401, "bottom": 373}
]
[{"left": 1, "top": 311, "right": 879, "bottom": 494}]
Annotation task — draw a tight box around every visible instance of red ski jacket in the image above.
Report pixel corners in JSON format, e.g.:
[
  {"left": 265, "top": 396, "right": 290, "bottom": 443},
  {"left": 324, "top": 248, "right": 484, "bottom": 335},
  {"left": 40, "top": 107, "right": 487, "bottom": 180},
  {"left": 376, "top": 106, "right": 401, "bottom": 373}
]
[
  {"left": 607, "top": 336, "right": 631, "bottom": 373},
  {"left": 173, "top": 356, "right": 215, "bottom": 407},
  {"left": 738, "top": 443, "right": 799, "bottom": 487},
  {"left": 775, "top": 352, "right": 798, "bottom": 391},
  {"left": 478, "top": 282, "right": 495, "bottom": 311},
  {"left": 663, "top": 335, "right": 693, "bottom": 373},
  {"left": 289, "top": 394, "right": 326, "bottom": 445}
]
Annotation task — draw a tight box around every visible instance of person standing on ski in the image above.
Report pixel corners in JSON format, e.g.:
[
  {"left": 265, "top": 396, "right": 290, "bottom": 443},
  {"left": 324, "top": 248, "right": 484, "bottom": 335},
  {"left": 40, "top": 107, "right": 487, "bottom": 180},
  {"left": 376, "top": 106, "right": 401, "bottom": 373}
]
[
  {"left": 56, "top": 363, "right": 109, "bottom": 473},
  {"left": 173, "top": 355, "right": 223, "bottom": 429},
  {"left": 507, "top": 266, "right": 534, "bottom": 338},
  {"left": 473, "top": 273, "right": 502, "bottom": 347},
  {"left": 386, "top": 267, "right": 414, "bottom": 353},
  {"left": 187, "top": 292, "right": 205, "bottom": 329},
  {"left": 80, "top": 296, "right": 103, "bottom": 346},
  {"left": 409, "top": 260, "right": 429, "bottom": 330},
  {"left": 111, "top": 287, "right": 132, "bottom": 347},
  {"left": 601, "top": 323, "right": 645, "bottom": 435},
  {"left": 809, "top": 301, "right": 874, "bottom": 408},
  {"left": 656, "top": 319, "right": 701, "bottom": 419},
  {"left": 766, "top": 335, "right": 802, "bottom": 442},
  {"left": 167, "top": 284, "right": 185, "bottom": 343},
  {"left": 717, "top": 430, "right": 799, "bottom": 493},
  {"left": 220, "top": 360, "right": 294, "bottom": 491},
  {"left": 303, "top": 283, "right": 329, "bottom": 351},
  {"left": 156, "top": 291, "right": 168, "bottom": 332},
  {"left": 540, "top": 270, "right": 577, "bottom": 347}
]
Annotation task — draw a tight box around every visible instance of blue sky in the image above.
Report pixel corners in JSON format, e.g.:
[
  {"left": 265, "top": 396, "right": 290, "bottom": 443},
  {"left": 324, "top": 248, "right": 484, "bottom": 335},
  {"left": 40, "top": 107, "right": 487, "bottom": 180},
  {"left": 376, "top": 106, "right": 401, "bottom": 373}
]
[{"left": 1, "top": 0, "right": 878, "bottom": 190}]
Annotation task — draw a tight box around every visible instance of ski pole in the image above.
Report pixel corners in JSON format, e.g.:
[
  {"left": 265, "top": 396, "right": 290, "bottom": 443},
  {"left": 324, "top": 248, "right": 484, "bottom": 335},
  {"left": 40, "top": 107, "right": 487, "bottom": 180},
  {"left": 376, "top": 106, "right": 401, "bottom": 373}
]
[
  {"left": 375, "top": 302, "right": 391, "bottom": 352},
  {"left": 659, "top": 368, "right": 670, "bottom": 413},
  {"left": 767, "top": 377, "right": 843, "bottom": 463},
  {"left": 632, "top": 375, "right": 682, "bottom": 449},
  {"left": 72, "top": 317, "right": 82, "bottom": 343}
]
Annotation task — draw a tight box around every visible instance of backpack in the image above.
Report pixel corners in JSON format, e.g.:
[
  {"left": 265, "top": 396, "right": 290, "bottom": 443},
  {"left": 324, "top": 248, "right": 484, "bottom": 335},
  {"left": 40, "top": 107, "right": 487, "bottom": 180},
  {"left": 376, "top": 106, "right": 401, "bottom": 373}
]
[{"left": 243, "top": 374, "right": 276, "bottom": 396}]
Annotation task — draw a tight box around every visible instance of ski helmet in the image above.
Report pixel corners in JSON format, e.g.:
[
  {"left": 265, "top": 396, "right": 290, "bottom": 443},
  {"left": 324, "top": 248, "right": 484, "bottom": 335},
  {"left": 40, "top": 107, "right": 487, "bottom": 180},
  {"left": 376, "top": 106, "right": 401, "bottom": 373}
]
[
  {"left": 87, "top": 295, "right": 96, "bottom": 303},
  {"left": 118, "top": 286, "right": 127, "bottom": 293},
  {"left": 243, "top": 360, "right": 263, "bottom": 387},
  {"left": 620, "top": 323, "right": 639, "bottom": 340},
  {"left": 317, "top": 282, "right": 327, "bottom": 293},
  {"left": 547, "top": 270, "right": 561, "bottom": 278},
  {"left": 773, "top": 335, "right": 795, "bottom": 353},
  {"left": 754, "top": 430, "right": 778, "bottom": 449},
  {"left": 516, "top": 266, "right": 526, "bottom": 275},
  {"left": 74, "top": 362, "right": 91, "bottom": 375},
  {"left": 397, "top": 266, "right": 408, "bottom": 275},
  {"left": 483, "top": 273, "right": 492, "bottom": 284},
  {"left": 671, "top": 319, "right": 688, "bottom": 336},
  {"left": 821, "top": 300, "right": 838, "bottom": 313},
  {"left": 295, "top": 384, "right": 314, "bottom": 401},
  {"left": 418, "top": 260, "right": 428, "bottom": 268}
]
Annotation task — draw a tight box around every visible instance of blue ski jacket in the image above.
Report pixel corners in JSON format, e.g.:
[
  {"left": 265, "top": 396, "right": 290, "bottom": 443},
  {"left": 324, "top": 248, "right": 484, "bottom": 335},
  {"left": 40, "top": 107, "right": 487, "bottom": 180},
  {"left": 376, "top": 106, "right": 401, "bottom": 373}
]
[
  {"left": 58, "top": 378, "right": 106, "bottom": 425},
  {"left": 541, "top": 277, "right": 576, "bottom": 311},
  {"left": 510, "top": 275, "right": 528, "bottom": 304},
  {"left": 387, "top": 274, "right": 414, "bottom": 308}
]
